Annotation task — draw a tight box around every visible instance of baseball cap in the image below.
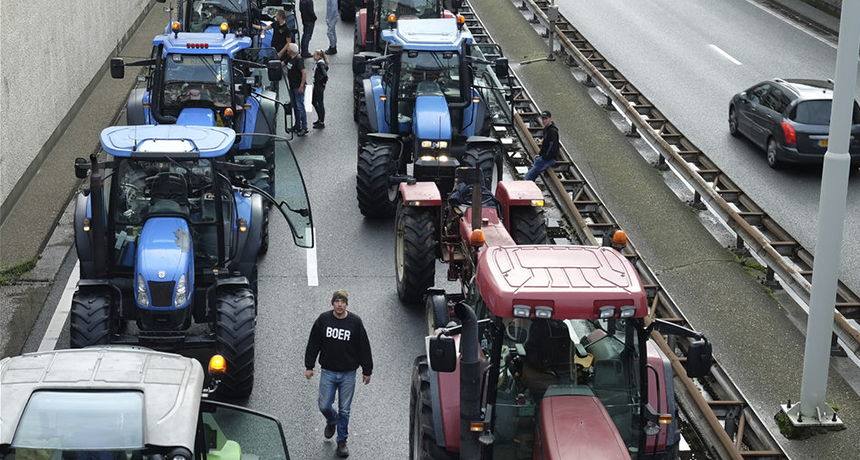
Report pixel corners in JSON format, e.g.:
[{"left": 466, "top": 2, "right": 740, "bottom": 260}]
[{"left": 540, "top": 110, "right": 551, "bottom": 118}]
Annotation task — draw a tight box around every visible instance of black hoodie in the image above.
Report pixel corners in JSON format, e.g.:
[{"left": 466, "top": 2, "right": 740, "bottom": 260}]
[{"left": 305, "top": 311, "right": 373, "bottom": 375}]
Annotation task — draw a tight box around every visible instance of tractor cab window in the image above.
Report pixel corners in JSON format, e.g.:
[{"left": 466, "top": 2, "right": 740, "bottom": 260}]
[
  {"left": 111, "top": 158, "right": 219, "bottom": 267},
  {"left": 398, "top": 51, "right": 460, "bottom": 101},
  {"left": 385, "top": 0, "right": 440, "bottom": 18},
  {"left": 199, "top": 401, "right": 289, "bottom": 460},
  {"left": 187, "top": 0, "right": 249, "bottom": 34},
  {"left": 483, "top": 312, "right": 645, "bottom": 458},
  {"left": 162, "top": 54, "right": 233, "bottom": 114}
]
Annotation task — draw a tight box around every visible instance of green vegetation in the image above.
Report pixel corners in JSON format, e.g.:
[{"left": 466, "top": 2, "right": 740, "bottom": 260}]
[{"left": 0, "top": 257, "right": 39, "bottom": 285}]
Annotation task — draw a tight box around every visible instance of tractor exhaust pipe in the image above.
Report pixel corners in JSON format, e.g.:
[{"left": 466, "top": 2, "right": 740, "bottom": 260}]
[
  {"left": 454, "top": 301, "right": 481, "bottom": 460},
  {"left": 88, "top": 154, "right": 109, "bottom": 278}
]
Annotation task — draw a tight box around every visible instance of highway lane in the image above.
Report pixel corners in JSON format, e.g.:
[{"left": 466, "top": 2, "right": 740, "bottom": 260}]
[{"left": 553, "top": 0, "right": 860, "bottom": 292}]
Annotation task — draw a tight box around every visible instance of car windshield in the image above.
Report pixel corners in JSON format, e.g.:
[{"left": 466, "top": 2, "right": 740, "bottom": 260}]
[
  {"left": 12, "top": 391, "right": 144, "bottom": 450},
  {"left": 162, "top": 55, "right": 233, "bottom": 109},
  {"left": 188, "top": 0, "right": 248, "bottom": 32}
]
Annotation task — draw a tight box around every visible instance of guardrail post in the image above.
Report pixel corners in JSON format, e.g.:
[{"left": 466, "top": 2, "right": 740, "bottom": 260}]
[{"left": 546, "top": 5, "right": 559, "bottom": 61}]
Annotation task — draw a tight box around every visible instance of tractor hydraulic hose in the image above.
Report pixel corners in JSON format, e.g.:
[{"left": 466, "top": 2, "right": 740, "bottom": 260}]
[
  {"left": 454, "top": 301, "right": 481, "bottom": 460},
  {"left": 88, "top": 154, "right": 108, "bottom": 279}
]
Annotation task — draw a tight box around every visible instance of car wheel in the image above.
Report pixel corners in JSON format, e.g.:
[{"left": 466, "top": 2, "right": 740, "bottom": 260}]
[
  {"left": 766, "top": 138, "right": 781, "bottom": 169},
  {"left": 729, "top": 106, "right": 739, "bottom": 137}
]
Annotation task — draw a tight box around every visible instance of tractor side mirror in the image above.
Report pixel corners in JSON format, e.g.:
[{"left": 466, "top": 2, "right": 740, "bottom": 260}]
[
  {"left": 428, "top": 335, "right": 457, "bottom": 373},
  {"left": 74, "top": 157, "right": 89, "bottom": 179},
  {"left": 684, "top": 339, "right": 712, "bottom": 378},
  {"left": 494, "top": 57, "right": 509, "bottom": 80},
  {"left": 110, "top": 58, "right": 125, "bottom": 79},
  {"left": 267, "top": 60, "right": 283, "bottom": 82},
  {"left": 352, "top": 54, "right": 367, "bottom": 75}
]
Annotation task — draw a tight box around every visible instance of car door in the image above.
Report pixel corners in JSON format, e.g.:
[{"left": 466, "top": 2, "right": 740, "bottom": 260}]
[
  {"left": 760, "top": 86, "right": 788, "bottom": 143},
  {"left": 739, "top": 83, "right": 773, "bottom": 147}
]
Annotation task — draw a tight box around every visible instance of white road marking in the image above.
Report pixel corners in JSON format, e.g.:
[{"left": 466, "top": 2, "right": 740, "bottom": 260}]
[
  {"left": 306, "top": 228, "right": 319, "bottom": 286},
  {"left": 38, "top": 260, "right": 79, "bottom": 352},
  {"left": 744, "top": 0, "right": 837, "bottom": 50},
  {"left": 709, "top": 44, "right": 743, "bottom": 65}
]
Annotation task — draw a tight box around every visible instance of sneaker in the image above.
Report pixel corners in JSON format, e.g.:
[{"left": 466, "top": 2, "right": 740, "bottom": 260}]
[
  {"left": 301, "top": 52, "right": 313, "bottom": 58},
  {"left": 313, "top": 122, "right": 325, "bottom": 129},
  {"left": 296, "top": 128, "right": 308, "bottom": 137},
  {"left": 325, "top": 47, "right": 337, "bottom": 55},
  {"left": 324, "top": 423, "right": 336, "bottom": 439},
  {"left": 336, "top": 440, "right": 349, "bottom": 458}
]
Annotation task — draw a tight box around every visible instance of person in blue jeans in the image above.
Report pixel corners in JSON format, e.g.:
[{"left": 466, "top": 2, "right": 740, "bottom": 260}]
[
  {"left": 299, "top": 0, "right": 317, "bottom": 58},
  {"left": 324, "top": 0, "right": 338, "bottom": 54},
  {"left": 285, "top": 43, "right": 308, "bottom": 135},
  {"left": 305, "top": 290, "right": 373, "bottom": 458},
  {"left": 525, "top": 110, "right": 560, "bottom": 181}
]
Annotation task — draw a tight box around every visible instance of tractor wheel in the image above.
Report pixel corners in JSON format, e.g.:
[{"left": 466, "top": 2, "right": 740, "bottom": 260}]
[
  {"left": 425, "top": 293, "right": 449, "bottom": 334},
  {"left": 357, "top": 138, "right": 398, "bottom": 218},
  {"left": 462, "top": 143, "right": 503, "bottom": 194},
  {"left": 410, "top": 357, "right": 457, "bottom": 460},
  {"left": 508, "top": 206, "right": 547, "bottom": 245},
  {"left": 357, "top": 92, "right": 370, "bottom": 148},
  {"left": 353, "top": 22, "right": 364, "bottom": 55},
  {"left": 353, "top": 77, "right": 363, "bottom": 122},
  {"left": 396, "top": 202, "right": 437, "bottom": 304},
  {"left": 259, "top": 205, "right": 270, "bottom": 256},
  {"left": 70, "top": 290, "right": 112, "bottom": 348},
  {"left": 215, "top": 287, "right": 256, "bottom": 399},
  {"left": 340, "top": 1, "right": 355, "bottom": 22}
]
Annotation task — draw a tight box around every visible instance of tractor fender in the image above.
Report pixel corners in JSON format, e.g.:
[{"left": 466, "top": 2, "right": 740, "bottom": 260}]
[
  {"left": 646, "top": 340, "right": 679, "bottom": 454},
  {"left": 364, "top": 78, "right": 381, "bottom": 133},
  {"left": 366, "top": 132, "right": 400, "bottom": 143},
  {"left": 234, "top": 192, "right": 264, "bottom": 280},
  {"left": 356, "top": 8, "right": 368, "bottom": 46},
  {"left": 214, "top": 276, "right": 253, "bottom": 290},
  {"left": 495, "top": 181, "right": 543, "bottom": 207},
  {"left": 74, "top": 193, "right": 96, "bottom": 280},
  {"left": 465, "top": 135, "right": 499, "bottom": 146},
  {"left": 126, "top": 88, "right": 149, "bottom": 126},
  {"left": 399, "top": 181, "right": 442, "bottom": 206}
]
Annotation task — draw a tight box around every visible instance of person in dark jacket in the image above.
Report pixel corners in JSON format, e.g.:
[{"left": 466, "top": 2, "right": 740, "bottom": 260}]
[
  {"left": 299, "top": 0, "right": 317, "bottom": 58},
  {"left": 311, "top": 49, "right": 329, "bottom": 128},
  {"left": 525, "top": 110, "right": 560, "bottom": 181},
  {"left": 305, "top": 290, "right": 373, "bottom": 458}
]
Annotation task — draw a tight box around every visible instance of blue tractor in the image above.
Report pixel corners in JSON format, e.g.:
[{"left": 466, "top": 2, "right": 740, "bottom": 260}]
[
  {"left": 352, "top": 16, "right": 513, "bottom": 218},
  {"left": 161, "top": 0, "right": 300, "bottom": 49},
  {"left": 110, "top": 28, "right": 289, "bottom": 199},
  {"left": 70, "top": 124, "right": 314, "bottom": 399}
]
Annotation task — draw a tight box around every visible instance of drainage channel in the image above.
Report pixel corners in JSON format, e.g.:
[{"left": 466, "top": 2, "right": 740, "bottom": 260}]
[{"left": 456, "top": 0, "right": 788, "bottom": 458}]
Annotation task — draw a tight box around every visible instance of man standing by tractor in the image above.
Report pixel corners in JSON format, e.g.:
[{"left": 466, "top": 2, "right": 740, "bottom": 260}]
[
  {"left": 325, "top": 0, "right": 338, "bottom": 54},
  {"left": 286, "top": 43, "right": 309, "bottom": 135},
  {"left": 300, "top": 0, "right": 317, "bottom": 58},
  {"left": 305, "top": 290, "right": 374, "bottom": 458},
  {"left": 252, "top": 9, "right": 293, "bottom": 61},
  {"left": 525, "top": 110, "right": 560, "bottom": 181}
]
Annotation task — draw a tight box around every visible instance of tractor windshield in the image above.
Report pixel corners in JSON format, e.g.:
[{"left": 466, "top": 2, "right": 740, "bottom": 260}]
[
  {"left": 111, "top": 158, "right": 222, "bottom": 268},
  {"left": 384, "top": 0, "right": 441, "bottom": 18},
  {"left": 186, "top": 0, "right": 249, "bottom": 33},
  {"left": 477, "top": 295, "right": 648, "bottom": 458},
  {"left": 397, "top": 51, "right": 461, "bottom": 101},
  {"left": 161, "top": 54, "right": 234, "bottom": 113}
]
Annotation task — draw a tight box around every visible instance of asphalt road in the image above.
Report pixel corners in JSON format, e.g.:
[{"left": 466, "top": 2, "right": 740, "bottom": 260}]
[{"left": 552, "top": 0, "right": 860, "bottom": 294}]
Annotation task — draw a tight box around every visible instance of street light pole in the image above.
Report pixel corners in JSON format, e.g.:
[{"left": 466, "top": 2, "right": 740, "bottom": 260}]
[{"left": 782, "top": 0, "right": 860, "bottom": 429}]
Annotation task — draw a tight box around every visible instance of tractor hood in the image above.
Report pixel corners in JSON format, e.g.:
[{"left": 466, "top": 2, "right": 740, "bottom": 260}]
[
  {"left": 413, "top": 95, "right": 452, "bottom": 140},
  {"left": 538, "top": 394, "right": 631, "bottom": 460},
  {"left": 176, "top": 107, "right": 217, "bottom": 126},
  {"left": 136, "top": 217, "right": 194, "bottom": 309}
]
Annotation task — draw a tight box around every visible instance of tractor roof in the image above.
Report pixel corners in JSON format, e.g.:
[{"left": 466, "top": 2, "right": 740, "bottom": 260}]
[
  {"left": 476, "top": 246, "right": 648, "bottom": 320},
  {"left": 153, "top": 32, "right": 251, "bottom": 57},
  {"left": 101, "top": 125, "right": 236, "bottom": 158},
  {"left": 0, "top": 347, "right": 204, "bottom": 451},
  {"left": 381, "top": 18, "right": 473, "bottom": 51}
]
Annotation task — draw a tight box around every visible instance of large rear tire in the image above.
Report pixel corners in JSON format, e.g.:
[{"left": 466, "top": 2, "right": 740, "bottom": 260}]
[
  {"left": 508, "top": 206, "right": 547, "bottom": 245},
  {"left": 396, "top": 202, "right": 437, "bottom": 304},
  {"left": 410, "top": 357, "right": 457, "bottom": 460},
  {"left": 70, "top": 290, "right": 112, "bottom": 348},
  {"left": 216, "top": 287, "right": 256, "bottom": 399},
  {"left": 462, "top": 143, "right": 503, "bottom": 194},
  {"left": 340, "top": 0, "right": 355, "bottom": 22},
  {"left": 357, "top": 138, "right": 399, "bottom": 218}
]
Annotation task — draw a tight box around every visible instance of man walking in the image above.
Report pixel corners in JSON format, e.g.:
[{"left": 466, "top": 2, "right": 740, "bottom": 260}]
[
  {"left": 305, "top": 290, "right": 373, "bottom": 458},
  {"left": 299, "top": 0, "right": 317, "bottom": 58},
  {"left": 325, "top": 0, "right": 338, "bottom": 54},
  {"left": 525, "top": 110, "right": 560, "bottom": 181}
]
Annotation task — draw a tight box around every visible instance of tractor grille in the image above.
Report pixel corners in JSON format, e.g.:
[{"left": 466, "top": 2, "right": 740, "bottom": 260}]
[{"left": 148, "top": 281, "right": 176, "bottom": 307}]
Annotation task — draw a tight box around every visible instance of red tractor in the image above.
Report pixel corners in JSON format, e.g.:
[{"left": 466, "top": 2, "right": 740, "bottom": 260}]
[
  {"left": 412, "top": 245, "right": 713, "bottom": 459},
  {"left": 353, "top": 0, "right": 457, "bottom": 54},
  {"left": 395, "top": 168, "right": 547, "bottom": 305}
]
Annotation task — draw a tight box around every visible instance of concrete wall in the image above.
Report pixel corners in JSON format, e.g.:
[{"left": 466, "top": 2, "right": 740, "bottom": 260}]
[{"left": 0, "top": 0, "right": 152, "bottom": 214}]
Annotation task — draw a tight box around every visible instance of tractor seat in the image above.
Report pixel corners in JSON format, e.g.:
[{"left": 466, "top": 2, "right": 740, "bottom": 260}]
[
  {"left": 148, "top": 172, "right": 189, "bottom": 216},
  {"left": 415, "top": 81, "right": 444, "bottom": 97}
]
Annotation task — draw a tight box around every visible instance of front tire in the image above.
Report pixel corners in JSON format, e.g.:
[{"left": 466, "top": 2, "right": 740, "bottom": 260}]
[
  {"left": 766, "top": 138, "right": 782, "bottom": 169},
  {"left": 462, "top": 143, "right": 503, "bottom": 194},
  {"left": 357, "top": 138, "right": 399, "bottom": 218},
  {"left": 216, "top": 287, "right": 256, "bottom": 399},
  {"left": 70, "top": 290, "right": 112, "bottom": 348},
  {"left": 508, "top": 206, "right": 547, "bottom": 245},
  {"left": 728, "top": 106, "right": 740, "bottom": 137},
  {"left": 410, "top": 357, "right": 457, "bottom": 460},
  {"left": 396, "top": 202, "right": 437, "bottom": 304}
]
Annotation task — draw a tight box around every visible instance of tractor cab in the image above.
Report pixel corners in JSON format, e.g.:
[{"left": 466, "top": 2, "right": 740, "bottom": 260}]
[
  {"left": 163, "top": 0, "right": 299, "bottom": 49},
  {"left": 417, "top": 245, "right": 713, "bottom": 459},
  {"left": 354, "top": 0, "right": 456, "bottom": 54}
]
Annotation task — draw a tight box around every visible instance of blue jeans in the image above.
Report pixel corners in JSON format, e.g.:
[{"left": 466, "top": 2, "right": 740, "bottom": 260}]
[
  {"left": 318, "top": 369, "right": 357, "bottom": 442},
  {"left": 289, "top": 87, "right": 307, "bottom": 130},
  {"left": 525, "top": 156, "right": 556, "bottom": 181},
  {"left": 326, "top": 0, "right": 338, "bottom": 48},
  {"left": 301, "top": 22, "right": 315, "bottom": 55}
]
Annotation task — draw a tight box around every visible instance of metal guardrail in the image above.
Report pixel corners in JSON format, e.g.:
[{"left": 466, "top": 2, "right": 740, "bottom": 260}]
[
  {"left": 457, "top": 1, "right": 788, "bottom": 458},
  {"left": 513, "top": 0, "right": 860, "bottom": 359}
]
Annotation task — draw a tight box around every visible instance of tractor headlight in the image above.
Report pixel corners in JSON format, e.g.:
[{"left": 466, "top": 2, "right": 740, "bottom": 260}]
[
  {"left": 175, "top": 274, "right": 187, "bottom": 306},
  {"left": 137, "top": 274, "right": 149, "bottom": 307},
  {"left": 417, "top": 139, "right": 450, "bottom": 157}
]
